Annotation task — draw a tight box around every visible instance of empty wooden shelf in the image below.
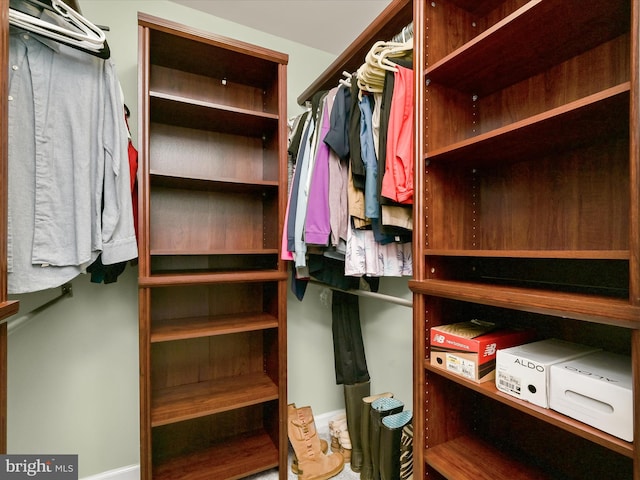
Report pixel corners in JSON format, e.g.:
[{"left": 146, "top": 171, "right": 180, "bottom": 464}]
[{"left": 137, "top": 13, "right": 288, "bottom": 480}]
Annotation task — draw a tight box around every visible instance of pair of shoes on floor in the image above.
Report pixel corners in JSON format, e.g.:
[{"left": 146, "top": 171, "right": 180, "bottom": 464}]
[
  {"left": 367, "top": 396, "right": 413, "bottom": 480},
  {"left": 291, "top": 438, "right": 329, "bottom": 475},
  {"left": 288, "top": 403, "right": 344, "bottom": 480},
  {"left": 344, "top": 387, "right": 413, "bottom": 480},
  {"left": 329, "top": 412, "right": 351, "bottom": 463}
]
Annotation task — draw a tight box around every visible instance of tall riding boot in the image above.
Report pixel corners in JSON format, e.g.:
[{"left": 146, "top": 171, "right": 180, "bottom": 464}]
[
  {"left": 343, "top": 381, "right": 370, "bottom": 472},
  {"left": 360, "top": 392, "right": 394, "bottom": 480},
  {"left": 288, "top": 404, "right": 345, "bottom": 480},
  {"left": 379, "top": 410, "right": 413, "bottom": 480},
  {"left": 370, "top": 397, "right": 404, "bottom": 480}
]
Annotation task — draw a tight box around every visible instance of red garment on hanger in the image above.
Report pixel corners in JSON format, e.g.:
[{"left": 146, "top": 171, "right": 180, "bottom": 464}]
[{"left": 125, "top": 113, "right": 139, "bottom": 241}]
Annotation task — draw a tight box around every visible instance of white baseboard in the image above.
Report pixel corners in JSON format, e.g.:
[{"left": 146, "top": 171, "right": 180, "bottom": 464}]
[
  {"left": 314, "top": 409, "right": 345, "bottom": 426},
  {"left": 80, "top": 464, "right": 139, "bottom": 480}
]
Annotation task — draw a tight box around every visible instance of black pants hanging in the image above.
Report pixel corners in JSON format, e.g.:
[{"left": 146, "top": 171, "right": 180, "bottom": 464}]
[{"left": 332, "top": 290, "right": 370, "bottom": 385}]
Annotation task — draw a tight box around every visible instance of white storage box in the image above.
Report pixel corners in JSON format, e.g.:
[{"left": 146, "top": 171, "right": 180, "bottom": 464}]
[
  {"left": 550, "top": 351, "right": 633, "bottom": 442},
  {"left": 495, "top": 338, "right": 600, "bottom": 408}
]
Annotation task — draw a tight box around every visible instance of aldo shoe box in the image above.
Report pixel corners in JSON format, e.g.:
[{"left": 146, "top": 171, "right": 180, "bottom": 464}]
[
  {"left": 496, "top": 338, "right": 600, "bottom": 408},
  {"left": 549, "top": 351, "right": 633, "bottom": 442},
  {"left": 430, "top": 320, "right": 535, "bottom": 383}
]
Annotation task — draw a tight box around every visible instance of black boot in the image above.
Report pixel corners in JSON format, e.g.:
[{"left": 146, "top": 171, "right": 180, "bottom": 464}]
[
  {"left": 360, "top": 392, "right": 394, "bottom": 480},
  {"left": 370, "top": 397, "right": 404, "bottom": 480},
  {"left": 379, "top": 410, "right": 413, "bottom": 480},
  {"left": 343, "top": 381, "right": 371, "bottom": 472}
]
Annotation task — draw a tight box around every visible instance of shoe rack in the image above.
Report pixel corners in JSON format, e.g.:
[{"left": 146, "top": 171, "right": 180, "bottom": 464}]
[{"left": 137, "top": 14, "right": 289, "bottom": 480}]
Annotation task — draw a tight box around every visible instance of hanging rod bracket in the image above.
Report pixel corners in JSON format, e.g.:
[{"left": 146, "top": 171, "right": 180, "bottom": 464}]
[
  {"left": 61, "top": 282, "right": 73, "bottom": 298},
  {"left": 3, "top": 282, "right": 74, "bottom": 329}
]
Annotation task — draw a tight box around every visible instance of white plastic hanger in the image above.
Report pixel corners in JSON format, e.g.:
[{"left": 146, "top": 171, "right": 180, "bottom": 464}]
[
  {"left": 374, "top": 41, "right": 412, "bottom": 73},
  {"left": 356, "top": 41, "right": 397, "bottom": 94},
  {"left": 339, "top": 70, "right": 352, "bottom": 88},
  {"left": 9, "top": 0, "right": 109, "bottom": 58}
]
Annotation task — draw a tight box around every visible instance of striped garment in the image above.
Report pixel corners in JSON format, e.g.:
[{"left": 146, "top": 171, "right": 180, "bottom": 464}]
[{"left": 400, "top": 422, "right": 413, "bottom": 480}]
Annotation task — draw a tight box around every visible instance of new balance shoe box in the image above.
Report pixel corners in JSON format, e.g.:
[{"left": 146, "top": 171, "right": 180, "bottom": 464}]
[
  {"left": 496, "top": 339, "right": 600, "bottom": 408},
  {"left": 430, "top": 320, "right": 535, "bottom": 383},
  {"left": 550, "top": 351, "right": 633, "bottom": 441}
]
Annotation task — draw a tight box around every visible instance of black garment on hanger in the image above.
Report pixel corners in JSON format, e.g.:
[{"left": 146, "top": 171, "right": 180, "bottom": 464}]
[
  {"left": 309, "top": 254, "right": 358, "bottom": 291},
  {"left": 324, "top": 84, "right": 351, "bottom": 162},
  {"left": 332, "top": 290, "right": 370, "bottom": 385},
  {"left": 288, "top": 110, "right": 309, "bottom": 167},
  {"left": 86, "top": 254, "right": 126, "bottom": 284},
  {"left": 376, "top": 58, "right": 413, "bottom": 239},
  {"left": 348, "top": 80, "right": 365, "bottom": 191}
]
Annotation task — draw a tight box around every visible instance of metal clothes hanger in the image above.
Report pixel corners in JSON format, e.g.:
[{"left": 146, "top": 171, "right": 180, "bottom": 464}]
[{"left": 9, "top": 0, "right": 110, "bottom": 59}]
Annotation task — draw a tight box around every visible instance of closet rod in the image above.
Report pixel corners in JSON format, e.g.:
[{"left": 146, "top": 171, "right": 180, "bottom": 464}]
[
  {"left": 2, "top": 282, "right": 73, "bottom": 328},
  {"left": 310, "top": 280, "right": 412, "bottom": 308}
]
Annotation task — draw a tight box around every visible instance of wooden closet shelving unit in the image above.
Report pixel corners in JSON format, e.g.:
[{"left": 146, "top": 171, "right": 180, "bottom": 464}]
[
  {"left": 301, "top": 0, "right": 640, "bottom": 478},
  {"left": 410, "top": 0, "right": 640, "bottom": 479},
  {"left": 137, "top": 14, "right": 289, "bottom": 480},
  {"left": 0, "top": 0, "right": 17, "bottom": 321},
  {"left": 0, "top": 0, "right": 18, "bottom": 452}
]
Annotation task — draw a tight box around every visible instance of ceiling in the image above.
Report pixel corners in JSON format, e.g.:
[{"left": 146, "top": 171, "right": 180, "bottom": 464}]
[{"left": 168, "top": 0, "right": 393, "bottom": 55}]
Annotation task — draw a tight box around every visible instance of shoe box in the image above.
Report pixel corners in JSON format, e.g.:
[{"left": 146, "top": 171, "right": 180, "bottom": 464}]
[
  {"left": 495, "top": 338, "right": 600, "bottom": 408},
  {"left": 430, "top": 320, "right": 535, "bottom": 383},
  {"left": 549, "top": 350, "right": 633, "bottom": 441}
]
